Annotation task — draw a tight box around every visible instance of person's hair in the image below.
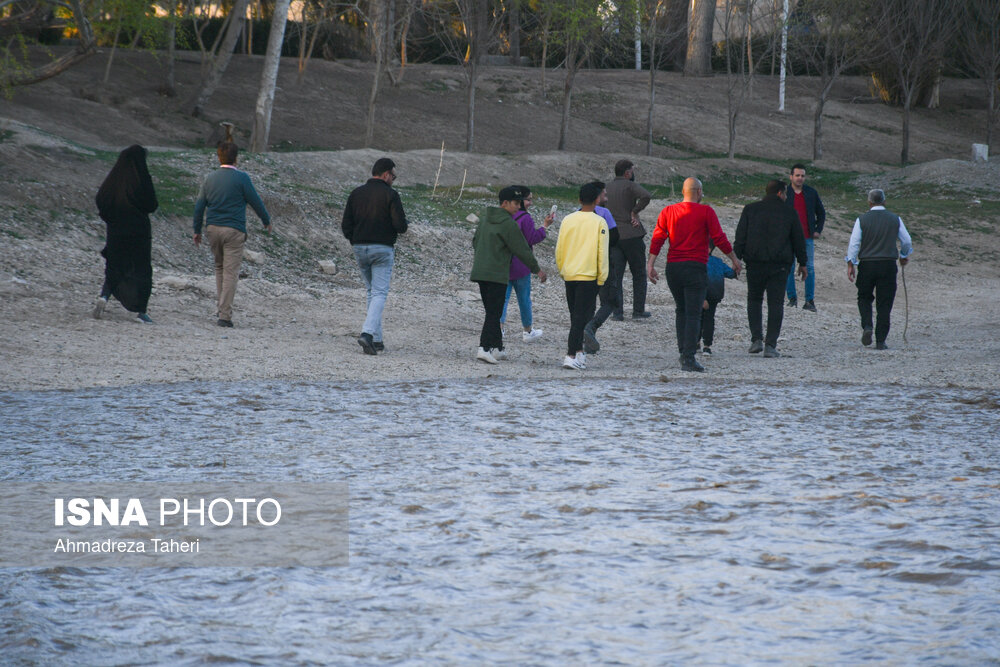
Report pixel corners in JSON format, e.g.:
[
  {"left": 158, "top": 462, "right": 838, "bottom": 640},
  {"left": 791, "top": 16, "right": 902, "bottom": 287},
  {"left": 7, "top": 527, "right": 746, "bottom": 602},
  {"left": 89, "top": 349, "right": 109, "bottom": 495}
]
[
  {"left": 868, "top": 189, "right": 886, "bottom": 205},
  {"left": 586, "top": 180, "right": 606, "bottom": 197},
  {"left": 579, "top": 181, "right": 602, "bottom": 205},
  {"left": 217, "top": 141, "right": 238, "bottom": 165},
  {"left": 766, "top": 179, "right": 785, "bottom": 196},
  {"left": 614, "top": 159, "right": 634, "bottom": 177},
  {"left": 372, "top": 157, "right": 395, "bottom": 177},
  {"left": 790, "top": 163, "right": 806, "bottom": 174},
  {"left": 498, "top": 185, "right": 520, "bottom": 204}
]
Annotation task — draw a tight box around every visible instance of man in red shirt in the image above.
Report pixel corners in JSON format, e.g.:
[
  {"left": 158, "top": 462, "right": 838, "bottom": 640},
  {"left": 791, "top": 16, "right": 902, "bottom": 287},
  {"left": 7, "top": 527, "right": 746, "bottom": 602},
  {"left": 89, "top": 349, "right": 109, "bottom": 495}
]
[
  {"left": 647, "top": 177, "right": 741, "bottom": 372},
  {"left": 784, "top": 163, "right": 826, "bottom": 311}
]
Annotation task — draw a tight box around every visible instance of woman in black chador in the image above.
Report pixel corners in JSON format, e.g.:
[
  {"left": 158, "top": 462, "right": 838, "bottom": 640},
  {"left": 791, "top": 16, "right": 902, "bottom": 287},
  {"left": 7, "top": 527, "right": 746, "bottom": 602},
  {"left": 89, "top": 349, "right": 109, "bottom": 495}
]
[{"left": 93, "top": 144, "right": 158, "bottom": 323}]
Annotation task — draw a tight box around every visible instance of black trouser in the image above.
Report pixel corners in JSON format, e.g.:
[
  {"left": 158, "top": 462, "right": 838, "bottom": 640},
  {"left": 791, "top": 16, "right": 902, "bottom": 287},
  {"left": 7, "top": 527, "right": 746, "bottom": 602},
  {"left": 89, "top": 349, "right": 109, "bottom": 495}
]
[
  {"left": 856, "top": 259, "right": 898, "bottom": 343},
  {"left": 477, "top": 280, "right": 507, "bottom": 351},
  {"left": 746, "top": 262, "right": 789, "bottom": 348},
  {"left": 589, "top": 248, "right": 624, "bottom": 331},
  {"left": 612, "top": 236, "right": 647, "bottom": 316},
  {"left": 666, "top": 262, "right": 708, "bottom": 359},
  {"left": 565, "top": 280, "right": 600, "bottom": 355},
  {"left": 699, "top": 299, "right": 720, "bottom": 347}
]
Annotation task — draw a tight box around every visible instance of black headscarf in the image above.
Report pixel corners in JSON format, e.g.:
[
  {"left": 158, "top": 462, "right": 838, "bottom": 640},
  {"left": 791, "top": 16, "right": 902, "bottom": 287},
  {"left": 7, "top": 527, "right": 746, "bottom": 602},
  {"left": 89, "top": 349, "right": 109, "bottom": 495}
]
[{"left": 95, "top": 145, "right": 158, "bottom": 229}]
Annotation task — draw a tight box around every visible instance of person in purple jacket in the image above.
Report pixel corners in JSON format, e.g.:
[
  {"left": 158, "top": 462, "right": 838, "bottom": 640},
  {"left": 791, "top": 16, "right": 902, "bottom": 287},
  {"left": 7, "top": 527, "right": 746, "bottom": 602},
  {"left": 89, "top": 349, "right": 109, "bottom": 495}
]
[{"left": 500, "top": 185, "right": 554, "bottom": 343}]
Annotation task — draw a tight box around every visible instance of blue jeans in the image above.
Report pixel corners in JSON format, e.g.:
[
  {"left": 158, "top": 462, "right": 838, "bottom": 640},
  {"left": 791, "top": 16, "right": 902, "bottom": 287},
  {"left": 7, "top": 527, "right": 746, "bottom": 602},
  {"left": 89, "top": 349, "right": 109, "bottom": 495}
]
[
  {"left": 353, "top": 244, "right": 394, "bottom": 342},
  {"left": 501, "top": 275, "right": 532, "bottom": 328},
  {"left": 786, "top": 237, "right": 814, "bottom": 301}
]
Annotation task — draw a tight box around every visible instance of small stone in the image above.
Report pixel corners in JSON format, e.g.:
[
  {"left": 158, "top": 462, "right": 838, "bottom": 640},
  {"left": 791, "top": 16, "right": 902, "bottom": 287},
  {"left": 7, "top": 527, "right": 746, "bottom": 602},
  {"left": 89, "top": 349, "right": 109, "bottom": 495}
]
[{"left": 319, "top": 260, "right": 338, "bottom": 275}]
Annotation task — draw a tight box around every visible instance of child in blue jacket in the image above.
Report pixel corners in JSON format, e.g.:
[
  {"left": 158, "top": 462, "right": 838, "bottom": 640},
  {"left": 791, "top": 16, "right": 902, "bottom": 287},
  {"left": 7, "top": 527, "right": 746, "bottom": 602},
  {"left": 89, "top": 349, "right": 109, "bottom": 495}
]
[{"left": 700, "top": 247, "right": 738, "bottom": 354}]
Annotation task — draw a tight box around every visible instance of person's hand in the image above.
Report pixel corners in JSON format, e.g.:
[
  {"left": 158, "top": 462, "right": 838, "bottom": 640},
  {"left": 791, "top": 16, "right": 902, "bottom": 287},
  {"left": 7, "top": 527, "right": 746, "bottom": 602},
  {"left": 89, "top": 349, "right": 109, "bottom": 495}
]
[
  {"left": 537, "top": 269, "right": 547, "bottom": 283},
  {"left": 631, "top": 213, "right": 640, "bottom": 227},
  {"left": 193, "top": 233, "right": 202, "bottom": 246},
  {"left": 798, "top": 265, "right": 808, "bottom": 281},
  {"left": 813, "top": 232, "right": 821, "bottom": 240},
  {"left": 731, "top": 258, "right": 742, "bottom": 278},
  {"left": 543, "top": 213, "right": 554, "bottom": 228},
  {"left": 899, "top": 257, "right": 908, "bottom": 267},
  {"left": 703, "top": 300, "right": 709, "bottom": 310},
  {"left": 647, "top": 265, "right": 659, "bottom": 284},
  {"left": 263, "top": 224, "right": 272, "bottom": 235},
  {"left": 846, "top": 262, "right": 856, "bottom": 283}
]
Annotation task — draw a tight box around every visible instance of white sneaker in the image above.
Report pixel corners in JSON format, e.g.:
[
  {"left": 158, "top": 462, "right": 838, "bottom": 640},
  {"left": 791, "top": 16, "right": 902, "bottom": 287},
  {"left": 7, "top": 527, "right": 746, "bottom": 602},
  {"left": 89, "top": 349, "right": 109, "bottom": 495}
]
[
  {"left": 562, "top": 355, "right": 584, "bottom": 370},
  {"left": 575, "top": 351, "right": 587, "bottom": 369},
  {"left": 92, "top": 295, "right": 108, "bottom": 319},
  {"left": 522, "top": 328, "right": 543, "bottom": 342},
  {"left": 476, "top": 347, "right": 499, "bottom": 365},
  {"left": 491, "top": 348, "right": 508, "bottom": 360}
]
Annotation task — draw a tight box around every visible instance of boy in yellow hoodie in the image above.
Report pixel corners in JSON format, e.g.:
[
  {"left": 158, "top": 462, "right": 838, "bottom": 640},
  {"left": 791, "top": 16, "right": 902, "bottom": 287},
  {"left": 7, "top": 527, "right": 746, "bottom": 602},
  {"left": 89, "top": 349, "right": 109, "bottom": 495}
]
[{"left": 555, "top": 181, "right": 610, "bottom": 370}]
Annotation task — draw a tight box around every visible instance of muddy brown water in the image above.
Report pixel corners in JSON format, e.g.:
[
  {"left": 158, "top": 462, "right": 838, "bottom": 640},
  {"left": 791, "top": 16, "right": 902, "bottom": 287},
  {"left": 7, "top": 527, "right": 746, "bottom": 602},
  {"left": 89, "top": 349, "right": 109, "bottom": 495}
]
[{"left": 2, "top": 379, "right": 998, "bottom": 664}]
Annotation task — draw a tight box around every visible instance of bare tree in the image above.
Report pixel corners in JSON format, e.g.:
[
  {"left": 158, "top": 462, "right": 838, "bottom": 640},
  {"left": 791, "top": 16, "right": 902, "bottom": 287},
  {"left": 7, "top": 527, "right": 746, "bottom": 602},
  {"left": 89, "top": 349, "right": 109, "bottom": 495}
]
[
  {"left": 791, "top": 0, "right": 876, "bottom": 160},
  {"left": 426, "top": 0, "right": 500, "bottom": 152},
  {"left": 718, "top": 0, "right": 773, "bottom": 158},
  {"left": 684, "top": 0, "right": 714, "bottom": 77},
  {"left": 960, "top": 0, "right": 1000, "bottom": 151},
  {"left": 190, "top": 0, "right": 251, "bottom": 117},
  {"left": 643, "top": 0, "right": 687, "bottom": 155},
  {"left": 869, "top": 0, "right": 958, "bottom": 165},
  {"left": 553, "top": 0, "right": 603, "bottom": 150},
  {"left": 1, "top": 0, "right": 96, "bottom": 88},
  {"left": 249, "top": 0, "right": 291, "bottom": 152}
]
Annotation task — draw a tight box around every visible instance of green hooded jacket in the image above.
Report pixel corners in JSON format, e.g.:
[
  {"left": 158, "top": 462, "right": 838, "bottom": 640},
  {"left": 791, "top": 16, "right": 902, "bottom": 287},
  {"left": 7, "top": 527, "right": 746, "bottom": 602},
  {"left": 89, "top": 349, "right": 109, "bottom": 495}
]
[{"left": 470, "top": 206, "right": 541, "bottom": 284}]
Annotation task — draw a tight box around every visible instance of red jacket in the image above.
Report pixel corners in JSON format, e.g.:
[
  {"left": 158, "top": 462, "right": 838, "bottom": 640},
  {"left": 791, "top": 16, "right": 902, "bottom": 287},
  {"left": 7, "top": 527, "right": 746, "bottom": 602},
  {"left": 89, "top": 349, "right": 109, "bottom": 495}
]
[{"left": 650, "top": 202, "right": 733, "bottom": 264}]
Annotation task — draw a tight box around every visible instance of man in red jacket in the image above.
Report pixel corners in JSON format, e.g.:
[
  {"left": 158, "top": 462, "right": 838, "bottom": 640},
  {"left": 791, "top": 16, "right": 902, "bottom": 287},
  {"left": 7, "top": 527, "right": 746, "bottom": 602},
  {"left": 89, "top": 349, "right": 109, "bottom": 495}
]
[{"left": 647, "top": 178, "right": 741, "bottom": 372}]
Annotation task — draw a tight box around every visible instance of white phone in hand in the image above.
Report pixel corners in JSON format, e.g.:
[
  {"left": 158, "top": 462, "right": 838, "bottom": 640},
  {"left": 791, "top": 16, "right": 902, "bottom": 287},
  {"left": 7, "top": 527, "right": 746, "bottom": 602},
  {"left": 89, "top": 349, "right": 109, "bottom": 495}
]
[{"left": 549, "top": 204, "right": 558, "bottom": 216}]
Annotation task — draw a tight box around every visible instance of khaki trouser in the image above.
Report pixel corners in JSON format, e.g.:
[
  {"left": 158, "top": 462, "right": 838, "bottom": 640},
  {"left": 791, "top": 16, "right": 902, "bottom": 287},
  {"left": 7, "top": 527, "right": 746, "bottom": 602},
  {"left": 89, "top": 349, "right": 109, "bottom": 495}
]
[{"left": 206, "top": 225, "right": 246, "bottom": 321}]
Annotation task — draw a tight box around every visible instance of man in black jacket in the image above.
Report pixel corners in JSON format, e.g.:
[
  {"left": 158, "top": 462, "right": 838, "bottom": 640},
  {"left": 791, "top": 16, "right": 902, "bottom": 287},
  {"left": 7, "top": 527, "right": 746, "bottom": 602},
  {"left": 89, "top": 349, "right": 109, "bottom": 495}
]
[
  {"left": 784, "top": 163, "right": 826, "bottom": 311},
  {"left": 734, "top": 180, "right": 808, "bottom": 358},
  {"left": 342, "top": 157, "right": 409, "bottom": 355}
]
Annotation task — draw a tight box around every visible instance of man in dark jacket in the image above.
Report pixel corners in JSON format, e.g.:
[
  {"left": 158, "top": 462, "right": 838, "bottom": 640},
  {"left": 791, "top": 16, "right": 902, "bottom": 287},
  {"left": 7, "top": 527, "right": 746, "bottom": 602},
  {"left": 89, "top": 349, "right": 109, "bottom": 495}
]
[
  {"left": 342, "top": 157, "right": 408, "bottom": 355},
  {"left": 606, "top": 159, "right": 652, "bottom": 320},
  {"left": 734, "top": 180, "right": 808, "bottom": 358},
  {"left": 784, "top": 163, "right": 825, "bottom": 311}
]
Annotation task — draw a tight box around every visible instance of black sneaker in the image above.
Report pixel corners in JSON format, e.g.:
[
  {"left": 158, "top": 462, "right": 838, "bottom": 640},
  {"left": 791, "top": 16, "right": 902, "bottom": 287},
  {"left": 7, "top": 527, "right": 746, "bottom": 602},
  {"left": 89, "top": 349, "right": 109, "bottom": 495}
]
[
  {"left": 787, "top": 297, "right": 797, "bottom": 308},
  {"left": 582, "top": 325, "right": 600, "bottom": 354},
  {"left": 373, "top": 341, "right": 385, "bottom": 352},
  {"left": 358, "top": 333, "right": 377, "bottom": 355},
  {"left": 876, "top": 341, "right": 888, "bottom": 350},
  {"left": 802, "top": 300, "right": 817, "bottom": 312},
  {"left": 862, "top": 328, "right": 873, "bottom": 346},
  {"left": 680, "top": 355, "right": 705, "bottom": 372},
  {"left": 632, "top": 311, "right": 652, "bottom": 319},
  {"left": 610, "top": 311, "right": 624, "bottom": 322},
  {"left": 217, "top": 318, "right": 234, "bottom": 328},
  {"left": 763, "top": 345, "right": 781, "bottom": 358},
  {"left": 702, "top": 346, "right": 712, "bottom": 355},
  {"left": 748, "top": 340, "right": 764, "bottom": 354}
]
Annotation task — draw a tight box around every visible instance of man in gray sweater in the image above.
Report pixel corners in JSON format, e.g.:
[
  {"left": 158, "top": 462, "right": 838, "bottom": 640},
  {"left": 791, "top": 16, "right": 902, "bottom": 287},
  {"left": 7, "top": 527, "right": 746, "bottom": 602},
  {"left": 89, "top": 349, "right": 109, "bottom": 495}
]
[
  {"left": 605, "top": 159, "right": 652, "bottom": 320},
  {"left": 193, "top": 139, "right": 272, "bottom": 328},
  {"left": 845, "top": 189, "right": 913, "bottom": 350}
]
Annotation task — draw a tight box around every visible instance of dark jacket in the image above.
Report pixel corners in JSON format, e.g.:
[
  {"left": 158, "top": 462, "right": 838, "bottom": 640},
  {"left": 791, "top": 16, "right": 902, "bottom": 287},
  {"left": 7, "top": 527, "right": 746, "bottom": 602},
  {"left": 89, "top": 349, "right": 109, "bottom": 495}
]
[
  {"left": 342, "top": 178, "right": 408, "bottom": 246},
  {"left": 784, "top": 183, "right": 826, "bottom": 237},
  {"left": 606, "top": 176, "right": 652, "bottom": 241},
  {"left": 734, "top": 194, "right": 808, "bottom": 267},
  {"left": 471, "top": 206, "right": 541, "bottom": 285}
]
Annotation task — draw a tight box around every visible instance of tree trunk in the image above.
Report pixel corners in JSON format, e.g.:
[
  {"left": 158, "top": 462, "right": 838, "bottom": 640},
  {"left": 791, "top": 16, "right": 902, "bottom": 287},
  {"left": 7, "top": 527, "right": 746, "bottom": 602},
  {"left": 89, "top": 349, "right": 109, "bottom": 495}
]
[
  {"left": 685, "top": 0, "right": 714, "bottom": 77},
  {"left": 558, "top": 56, "right": 578, "bottom": 150},
  {"left": 540, "top": 25, "right": 549, "bottom": 97},
  {"left": 250, "top": 0, "right": 291, "bottom": 152},
  {"left": 646, "top": 32, "right": 657, "bottom": 156},
  {"left": 988, "top": 80, "right": 996, "bottom": 150},
  {"left": 466, "top": 62, "right": 477, "bottom": 151},
  {"left": 813, "top": 98, "right": 825, "bottom": 161},
  {"left": 509, "top": 3, "right": 520, "bottom": 63},
  {"left": 398, "top": 0, "right": 415, "bottom": 81},
  {"left": 191, "top": 0, "right": 251, "bottom": 117},
  {"left": 103, "top": 16, "right": 123, "bottom": 84},
  {"left": 901, "top": 100, "right": 911, "bottom": 165},
  {"left": 163, "top": 9, "right": 177, "bottom": 97},
  {"left": 364, "top": 0, "right": 390, "bottom": 147}
]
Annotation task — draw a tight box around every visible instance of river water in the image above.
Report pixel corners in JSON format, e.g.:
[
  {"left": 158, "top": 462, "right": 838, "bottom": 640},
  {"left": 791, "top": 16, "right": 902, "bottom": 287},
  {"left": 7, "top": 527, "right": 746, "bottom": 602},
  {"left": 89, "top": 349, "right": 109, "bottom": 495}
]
[{"left": 2, "top": 378, "right": 999, "bottom": 664}]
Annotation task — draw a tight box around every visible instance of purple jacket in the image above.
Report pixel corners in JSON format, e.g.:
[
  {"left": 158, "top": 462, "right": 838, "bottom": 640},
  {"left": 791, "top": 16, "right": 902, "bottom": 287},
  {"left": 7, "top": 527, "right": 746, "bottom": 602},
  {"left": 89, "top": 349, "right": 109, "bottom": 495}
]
[{"left": 509, "top": 210, "right": 547, "bottom": 280}]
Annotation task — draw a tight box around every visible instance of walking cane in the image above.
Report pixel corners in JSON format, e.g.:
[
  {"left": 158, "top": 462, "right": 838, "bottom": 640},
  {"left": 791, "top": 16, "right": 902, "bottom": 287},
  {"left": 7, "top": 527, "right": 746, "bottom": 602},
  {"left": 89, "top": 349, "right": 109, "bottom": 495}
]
[{"left": 901, "top": 261, "right": 909, "bottom": 344}]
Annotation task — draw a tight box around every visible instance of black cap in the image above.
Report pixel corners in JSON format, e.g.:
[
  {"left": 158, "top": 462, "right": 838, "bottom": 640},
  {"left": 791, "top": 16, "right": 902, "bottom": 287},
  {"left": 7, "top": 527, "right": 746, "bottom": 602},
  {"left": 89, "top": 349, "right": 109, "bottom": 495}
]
[{"left": 498, "top": 186, "right": 520, "bottom": 203}]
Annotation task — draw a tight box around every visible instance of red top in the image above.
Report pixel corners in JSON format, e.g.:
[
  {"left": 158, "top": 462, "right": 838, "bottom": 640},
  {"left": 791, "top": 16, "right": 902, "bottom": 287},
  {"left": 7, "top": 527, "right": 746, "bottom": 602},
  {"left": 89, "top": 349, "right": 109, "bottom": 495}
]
[
  {"left": 793, "top": 191, "right": 810, "bottom": 238},
  {"left": 649, "top": 202, "right": 733, "bottom": 263}
]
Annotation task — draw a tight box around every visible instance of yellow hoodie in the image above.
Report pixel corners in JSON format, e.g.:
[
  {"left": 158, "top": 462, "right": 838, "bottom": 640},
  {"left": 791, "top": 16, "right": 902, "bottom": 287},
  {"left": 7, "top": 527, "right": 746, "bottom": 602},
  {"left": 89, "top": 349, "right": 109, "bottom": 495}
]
[{"left": 555, "top": 210, "right": 609, "bottom": 285}]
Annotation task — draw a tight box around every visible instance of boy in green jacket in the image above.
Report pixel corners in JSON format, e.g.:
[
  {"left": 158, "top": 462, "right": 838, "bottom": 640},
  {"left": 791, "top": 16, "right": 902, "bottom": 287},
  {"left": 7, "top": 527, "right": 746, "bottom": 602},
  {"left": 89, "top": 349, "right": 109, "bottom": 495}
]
[{"left": 471, "top": 186, "right": 548, "bottom": 364}]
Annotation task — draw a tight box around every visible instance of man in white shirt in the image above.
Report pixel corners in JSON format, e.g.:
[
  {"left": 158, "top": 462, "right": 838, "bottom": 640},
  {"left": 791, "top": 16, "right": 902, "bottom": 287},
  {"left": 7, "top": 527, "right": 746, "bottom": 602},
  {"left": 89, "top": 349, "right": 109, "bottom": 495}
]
[{"left": 845, "top": 189, "right": 913, "bottom": 350}]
